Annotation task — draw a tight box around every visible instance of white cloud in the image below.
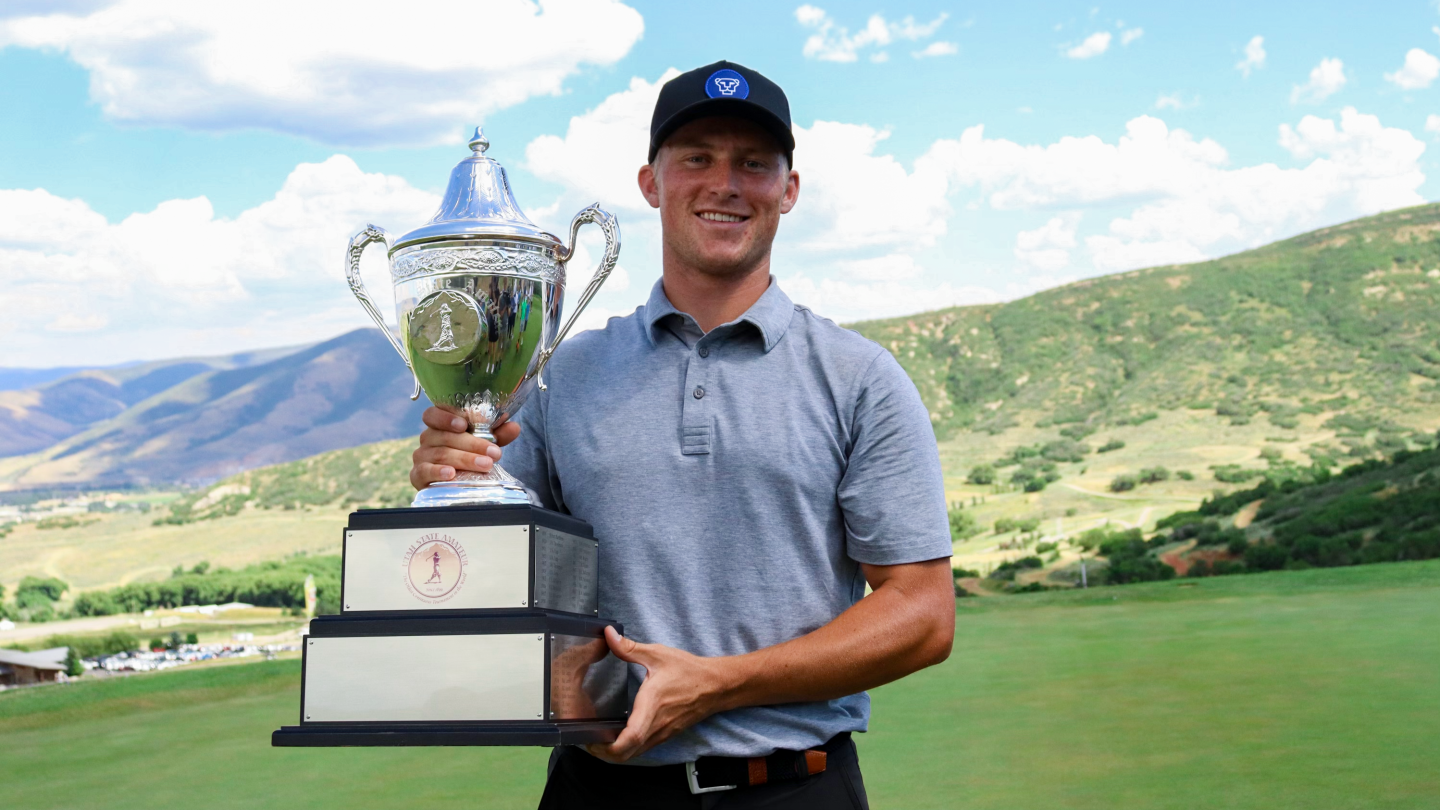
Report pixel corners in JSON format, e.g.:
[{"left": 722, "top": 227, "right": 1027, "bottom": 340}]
[
  {"left": 913, "top": 41, "right": 958, "bottom": 59},
  {"left": 1, "top": 156, "right": 441, "bottom": 364},
  {"left": 795, "top": 5, "right": 949, "bottom": 63},
  {"left": 0, "top": 0, "right": 644, "bottom": 148},
  {"left": 1236, "top": 35, "right": 1266, "bottom": 76},
  {"left": 1155, "top": 93, "right": 1199, "bottom": 110},
  {"left": 776, "top": 274, "right": 1002, "bottom": 323},
  {"left": 1292, "top": 57, "right": 1346, "bottom": 104},
  {"left": 1385, "top": 48, "right": 1440, "bottom": 90},
  {"left": 1065, "top": 32, "right": 1112, "bottom": 59},
  {"left": 1425, "top": 114, "right": 1440, "bottom": 136},
  {"left": 1015, "top": 214, "right": 1080, "bottom": 271},
  {"left": 1120, "top": 28, "right": 1143, "bottom": 46},
  {"left": 921, "top": 108, "right": 1423, "bottom": 273}
]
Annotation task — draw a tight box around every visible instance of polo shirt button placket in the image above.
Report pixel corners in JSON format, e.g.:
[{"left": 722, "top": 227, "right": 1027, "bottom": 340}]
[{"left": 681, "top": 342, "right": 711, "bottom": 455}]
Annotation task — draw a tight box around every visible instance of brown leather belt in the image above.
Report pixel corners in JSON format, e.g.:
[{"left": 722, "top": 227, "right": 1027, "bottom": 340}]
[{"left": 684, "top": 732, "right": 845, "bottom": 795}]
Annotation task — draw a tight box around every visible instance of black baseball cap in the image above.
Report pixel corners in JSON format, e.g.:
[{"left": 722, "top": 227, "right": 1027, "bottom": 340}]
[{"left": 648, "top": 60, "right": 794, "bottom": 165}]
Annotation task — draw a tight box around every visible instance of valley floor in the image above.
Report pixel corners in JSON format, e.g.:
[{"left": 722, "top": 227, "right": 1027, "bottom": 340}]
[{"left": 3, "top": 560, "right": 1436, "bottom": 809}]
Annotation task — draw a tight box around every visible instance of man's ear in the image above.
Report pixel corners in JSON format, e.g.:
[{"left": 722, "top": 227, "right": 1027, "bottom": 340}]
[
  {"left": 779, "top": 169, "right": 800, "bottom": 215},
  {"left": 638, "top": 163, "right": 661, "bottom": 209}
]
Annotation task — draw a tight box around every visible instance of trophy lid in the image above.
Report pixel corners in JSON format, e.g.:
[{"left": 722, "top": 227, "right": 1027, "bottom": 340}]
[{"left": 391, "top": 127, "right": 561, "bottom": 252}]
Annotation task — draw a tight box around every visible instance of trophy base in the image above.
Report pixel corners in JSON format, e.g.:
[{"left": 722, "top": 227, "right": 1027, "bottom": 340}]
[
  {"left": 413, "top": 467, "right": 535, "bottom": 507},
  {"left": 271, "top": 719, "right": 625, "bottom": 747}
]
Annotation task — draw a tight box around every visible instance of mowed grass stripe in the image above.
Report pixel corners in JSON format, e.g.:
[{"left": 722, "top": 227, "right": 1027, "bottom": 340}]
[{"left": 3, "top": 561, "right": 1438, "bottom": 809}]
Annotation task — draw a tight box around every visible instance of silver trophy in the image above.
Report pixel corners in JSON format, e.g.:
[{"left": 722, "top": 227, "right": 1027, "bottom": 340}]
[{"left": 346, "top": 128, "right": 618, "bottom": 507}]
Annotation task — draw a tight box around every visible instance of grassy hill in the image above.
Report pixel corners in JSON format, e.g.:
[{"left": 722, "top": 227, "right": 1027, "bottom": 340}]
[
  {"left": 845, "top": 204, "right": 1440, "bottom": 572},
  {"left": 851, "top": 202, "right": 1440, "bottom": 437},
  {"left": 3, "top": 561, "right": 1436, "bottom": 809}
]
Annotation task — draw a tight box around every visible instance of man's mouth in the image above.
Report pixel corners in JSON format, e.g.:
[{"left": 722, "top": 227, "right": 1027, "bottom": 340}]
[{"left": 697, "top": 212, "right": 747, "bottom": 223}]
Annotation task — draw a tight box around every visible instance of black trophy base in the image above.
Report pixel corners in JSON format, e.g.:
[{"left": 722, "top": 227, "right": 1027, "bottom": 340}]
[{"left": 271, "top": 720, "right": 625, "bottom": 748}]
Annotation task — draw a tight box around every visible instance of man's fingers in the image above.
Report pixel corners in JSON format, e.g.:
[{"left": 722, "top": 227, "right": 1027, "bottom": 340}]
[
  {"left": 418, "top": 429, "right": 502, "bottom": 460},
  {"left": 421, "top": 407, "right": 469, "bottom": 433},
  {"left": 411, "top": 462, "right": 456, "bottom": 490},
  {"left": 603, "top": 626, "right": 649, "bottom": 666},
  {"left": 492, "top": 420, "right": 522, "bottom": 446},
  {"left": 414, "top": 446, "right": 494, "bottom": 474}
]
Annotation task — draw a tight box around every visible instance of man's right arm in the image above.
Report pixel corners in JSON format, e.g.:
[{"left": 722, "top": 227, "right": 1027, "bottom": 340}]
[{"left": 409, "top": 408, "right": 519, "bottom": 490}]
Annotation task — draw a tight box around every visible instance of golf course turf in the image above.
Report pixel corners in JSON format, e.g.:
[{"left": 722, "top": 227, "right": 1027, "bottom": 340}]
[{"left": 2, "top": 560, "right": 1437, "bottom": 809}]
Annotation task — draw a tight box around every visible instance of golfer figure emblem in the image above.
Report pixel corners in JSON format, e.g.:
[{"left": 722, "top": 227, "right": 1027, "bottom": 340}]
[{"left": 403, "top": 533, "right": 467, "bottom": 603}]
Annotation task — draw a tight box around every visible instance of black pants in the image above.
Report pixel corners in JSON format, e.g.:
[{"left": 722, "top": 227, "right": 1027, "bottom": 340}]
[{"left": 537, "top": 734, "right": 870, "bottom": 810}]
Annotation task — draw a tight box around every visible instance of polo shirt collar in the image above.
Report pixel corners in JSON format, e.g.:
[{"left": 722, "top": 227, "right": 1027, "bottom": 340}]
[{"left": 643, "top": 276, "right": 793, "bottom": 353}]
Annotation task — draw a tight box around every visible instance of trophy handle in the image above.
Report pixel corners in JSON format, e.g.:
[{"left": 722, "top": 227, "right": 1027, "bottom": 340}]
[
  {"left": 346, "top": 224, "right": 422, "bottom": 401},
  {"left": 530, "top": 203, "right": 620, "bottom": 391}
]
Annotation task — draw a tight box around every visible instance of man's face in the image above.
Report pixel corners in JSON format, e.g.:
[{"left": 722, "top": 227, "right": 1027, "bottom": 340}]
[{"left": 639, "top": 117, "right": 799, "bottom": 278}]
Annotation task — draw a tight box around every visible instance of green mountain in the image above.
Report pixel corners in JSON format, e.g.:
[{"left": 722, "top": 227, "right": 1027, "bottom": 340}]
[{"left": 850, "top": 203, "right": 1440, "bottom": 438}]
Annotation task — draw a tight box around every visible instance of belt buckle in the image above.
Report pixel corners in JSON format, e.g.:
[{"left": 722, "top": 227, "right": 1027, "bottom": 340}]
[{"left": 685, "top": 761, "right": 737, "bottom": 795}]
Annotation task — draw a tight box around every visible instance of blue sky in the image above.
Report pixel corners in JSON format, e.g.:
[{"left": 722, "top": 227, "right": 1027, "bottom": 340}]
[{"left": 3, "top": 0, "right": 1439, "bottom": 367}]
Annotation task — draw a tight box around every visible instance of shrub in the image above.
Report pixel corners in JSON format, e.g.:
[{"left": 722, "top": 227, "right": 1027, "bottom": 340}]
[
  {"left": 185, "top": 632, "right": 199, "bottom": 645},
  {"left": 967, "top": 464, "right": 996, "bottom": 485},
  {"left": 1041, "top": 439, "right": 1090, "bottom": 463},
  {"left": 15, "top": 576, "right": 68, "bottom": 608},
  {"left": 1023, "top": 478, "right": 1048, "bottom": 492},
  {"left": 1138, "top": 466, "right": 1171, "bottom": 484},
  {"left": 989, "top": 556, "right": 1044, "bottom": 581},
  {"left": 1035, "top": 541, "right": 1057, "bottom": 554},
  {"left": 1059, "top": 424, "right": 1096, "bottom": 440},
  {"left": 1109, "top": 474, "right": 1138, "bottom": 493},
  {"left": 1176, "top": 470, "right": 1195, "bottom": 481},
  {"left": 1097, "top": 439, "right": 1125, "bottom": 453},
  {"left": 948, "top": 504, "right": 981, "bottom": 541},
  {"left": 1187, "top": 559, "right": 1211, "bottom": 577},
  {"left": 1226, "top": 535, "right": 1249, "bottom": 555},
  {"left": 1244, "top": 543, "right": 1289, "bottom": 571},
  {"left": 951, "top": 567, "right": 981, "bottom": 579}
]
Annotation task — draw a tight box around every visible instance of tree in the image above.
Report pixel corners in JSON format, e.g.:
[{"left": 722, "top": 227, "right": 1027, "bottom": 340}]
[
  {"left": 967, "top": 464, "right": 996, "bottom": 485},
  {"left": 1138, "top": 466, "right": 1171, "bottom": 484},
  {"left": 185, "top": 632, "right": 199, "bottom": 645},
  {"left": 948, "top": 504, "right": 981, "bottom": 541},
  {"left": 149, "top": 637, "right": 165, "bottom": 651},
  {"left": 1109, "top": 474, "right": 1138, "bottom": 493},
  {"left": 15, "top": 576, "right": 68, "bottom": 608},
  {"left": 64, "top": 646, "right": 83, "bottom": 677}
]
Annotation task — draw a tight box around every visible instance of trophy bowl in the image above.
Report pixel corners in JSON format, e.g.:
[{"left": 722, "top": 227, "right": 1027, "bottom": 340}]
[{"left": 346, "top": 128, "right": 619, "bottom": 507}]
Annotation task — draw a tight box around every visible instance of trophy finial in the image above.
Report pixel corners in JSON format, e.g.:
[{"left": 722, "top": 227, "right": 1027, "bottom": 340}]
[{"left": 468, "top": 127, "right": 489, "bottom": 155}]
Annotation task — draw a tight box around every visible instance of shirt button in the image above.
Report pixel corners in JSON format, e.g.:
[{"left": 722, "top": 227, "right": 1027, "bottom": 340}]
[
  {"left": 698, "top": 347, "right": 709, "bottom": 358},
  {"left": 693, "top": 386, "right": 705, "bottom": 399}
]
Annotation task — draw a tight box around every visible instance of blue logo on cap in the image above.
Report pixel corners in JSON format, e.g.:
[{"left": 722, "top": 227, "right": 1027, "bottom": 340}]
[{"left": 706, "top": 69, "right": 749, "bottom": 99}]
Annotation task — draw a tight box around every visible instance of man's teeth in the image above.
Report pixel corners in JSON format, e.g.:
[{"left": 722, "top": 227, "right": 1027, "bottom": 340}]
[{"left": 700, "top": 212, "right": 744, "bottom": 222}]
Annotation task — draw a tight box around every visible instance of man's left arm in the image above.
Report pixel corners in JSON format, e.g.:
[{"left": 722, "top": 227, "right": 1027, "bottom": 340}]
[
  {"left": 590, "top": 347, "right": 955, "bottom": 763},
  {"left": 588, "top": 557, "right": 954, "bottom": 762}
]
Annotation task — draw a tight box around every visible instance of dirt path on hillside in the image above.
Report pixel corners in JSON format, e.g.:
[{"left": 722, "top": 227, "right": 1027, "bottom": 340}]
[
  {"left": 1160, "top": 539, "right": 1198, "bottom": 576},
  {"left": 1060, "top": 483, "right": 1195, "bottom": 503},
  {"left": 1233, "top": 499, "right": 1264, "bottom": 529}
]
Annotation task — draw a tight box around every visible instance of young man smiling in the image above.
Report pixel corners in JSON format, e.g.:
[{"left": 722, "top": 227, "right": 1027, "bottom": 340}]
[{"left": 411, "top": 61, "right": 955, "bottom": 809}]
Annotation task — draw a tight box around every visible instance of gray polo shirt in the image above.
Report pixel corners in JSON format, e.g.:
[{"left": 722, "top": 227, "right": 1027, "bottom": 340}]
[{"left": 503, "top": 277, "right": 951, "bottom": 765}]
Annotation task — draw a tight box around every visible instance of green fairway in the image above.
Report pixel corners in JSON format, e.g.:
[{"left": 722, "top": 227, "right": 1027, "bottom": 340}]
[{"left": 2, "top": 562, "right": 1437, "bottom": 809}]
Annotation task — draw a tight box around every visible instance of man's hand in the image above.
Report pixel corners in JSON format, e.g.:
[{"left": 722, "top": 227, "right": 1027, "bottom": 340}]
[
  {"left": 583, "top": 559, "right": 953, "bottom": 763},
  {"left": 410, "top": 406, "right": 522, "bottom": 491},
  {"left": 584, "top": 627, "right": 735, "bottom": 764}
]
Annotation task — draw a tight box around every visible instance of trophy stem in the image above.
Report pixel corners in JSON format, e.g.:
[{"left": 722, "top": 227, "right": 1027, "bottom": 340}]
[{"left": 411, "top": 420, "right": 535, "bottom": 507}]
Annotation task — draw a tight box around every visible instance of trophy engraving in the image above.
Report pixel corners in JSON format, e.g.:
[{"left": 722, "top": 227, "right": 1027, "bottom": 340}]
[{"left": 343, "top": 127, "right": 619, "bottom": 507}]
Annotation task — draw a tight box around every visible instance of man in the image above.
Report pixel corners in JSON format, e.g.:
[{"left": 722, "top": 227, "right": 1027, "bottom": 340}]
[{"left": 411, "top": 61, "right": 954, "bottom": 809}]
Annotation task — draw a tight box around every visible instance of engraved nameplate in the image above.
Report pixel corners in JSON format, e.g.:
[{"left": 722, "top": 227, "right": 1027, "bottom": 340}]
[
  {"left": 303, "top": 634, "right": 544, "bottom": 722},
  {"left": 343, "top": 524, "right": 531, "bottom": 611}
]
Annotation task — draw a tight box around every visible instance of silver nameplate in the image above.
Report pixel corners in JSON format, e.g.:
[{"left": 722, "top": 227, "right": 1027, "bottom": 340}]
[
  {"left": 303, "top": 634, "right": 544, "bottom": 723},
  {"left": 343, "top": 524, "right": 530, "bottom": 611}
]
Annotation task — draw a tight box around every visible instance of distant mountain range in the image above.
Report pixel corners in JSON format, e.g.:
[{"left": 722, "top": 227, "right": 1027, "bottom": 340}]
[
  {"left": 4, "top": 203, "right": 1440, "bottom": 493},
  {"left": 0, "top": 330, "right": 426, "bottom": 490}
]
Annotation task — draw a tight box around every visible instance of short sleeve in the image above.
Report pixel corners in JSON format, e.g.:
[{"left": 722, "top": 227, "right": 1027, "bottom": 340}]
[
  {"left": 500, "top": 386, "right": 566, "bottom": 513},
  {"left": 836, "top": 348, "right": 952, "bottom": 565}
]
